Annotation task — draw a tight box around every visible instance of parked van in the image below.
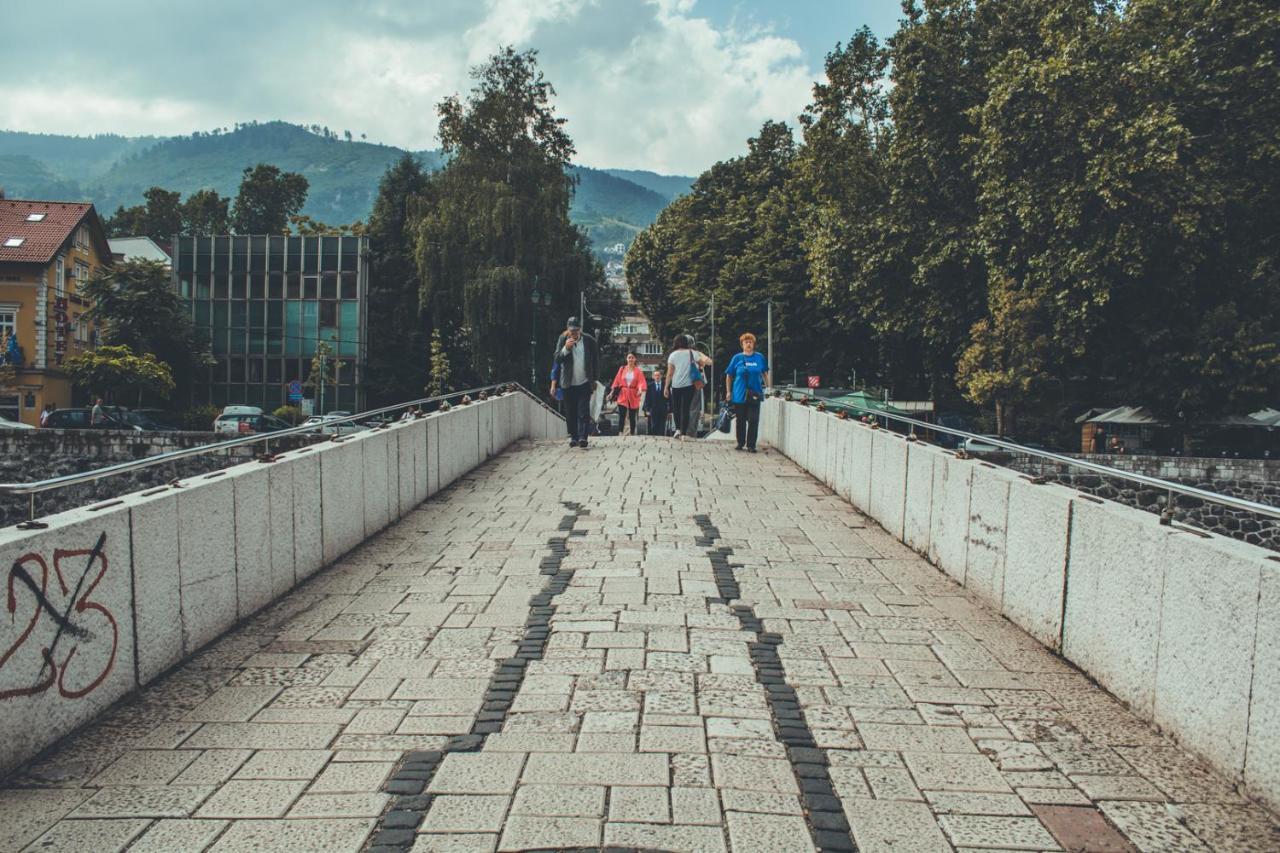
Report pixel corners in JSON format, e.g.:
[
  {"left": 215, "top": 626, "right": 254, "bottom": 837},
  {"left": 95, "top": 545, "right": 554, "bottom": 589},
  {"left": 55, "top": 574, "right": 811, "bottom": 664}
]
[{"left": 213, "top": 405, "right": 263, "bottom": 437}]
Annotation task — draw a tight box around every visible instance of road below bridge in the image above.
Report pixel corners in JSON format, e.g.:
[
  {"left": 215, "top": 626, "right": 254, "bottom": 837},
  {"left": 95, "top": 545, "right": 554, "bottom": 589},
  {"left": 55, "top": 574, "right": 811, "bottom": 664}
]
[{"left": 2, "top": 438, "right": 1276, "bottom": 852}]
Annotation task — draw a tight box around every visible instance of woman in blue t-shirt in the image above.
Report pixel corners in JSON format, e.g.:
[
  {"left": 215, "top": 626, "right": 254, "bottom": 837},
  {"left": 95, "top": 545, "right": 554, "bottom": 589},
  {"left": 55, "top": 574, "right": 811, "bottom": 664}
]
[{"left": 724, "top": 332, "right": 769, "bottom": 452}]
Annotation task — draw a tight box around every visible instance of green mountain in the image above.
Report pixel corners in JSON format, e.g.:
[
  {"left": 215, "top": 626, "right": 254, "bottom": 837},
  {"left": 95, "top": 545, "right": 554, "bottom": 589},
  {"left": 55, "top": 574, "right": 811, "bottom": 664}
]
[
  {"left": 0, "top": 154, "right": 83, "bottom": 200},
  {"left": 0, "top": 122, "right": 693, "bottom": 255},
  {"left": 602, "top": 168, "right": 695, "bottom": 201}
]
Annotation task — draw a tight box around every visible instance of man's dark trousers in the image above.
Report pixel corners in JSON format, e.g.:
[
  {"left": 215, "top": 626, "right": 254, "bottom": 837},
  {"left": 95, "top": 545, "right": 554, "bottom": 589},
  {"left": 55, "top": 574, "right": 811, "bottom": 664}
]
[{"left": 562, "top": 383, "right": 592, "bottom": 444}]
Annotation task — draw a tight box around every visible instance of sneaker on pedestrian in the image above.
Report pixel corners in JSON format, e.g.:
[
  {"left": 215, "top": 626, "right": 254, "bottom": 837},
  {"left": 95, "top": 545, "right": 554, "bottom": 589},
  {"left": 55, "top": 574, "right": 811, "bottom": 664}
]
[
  {"left": 569, "top": 438, "right": 578, "bottom": 447},
  {"left": 748, "top": 447, "right": 757, "bottom": 453},
  {"left": 673, "top": 431, "right": 683, "bottom": 440},
  {"left": 735, "top": 445, "right": 744, "bottom": 451}
]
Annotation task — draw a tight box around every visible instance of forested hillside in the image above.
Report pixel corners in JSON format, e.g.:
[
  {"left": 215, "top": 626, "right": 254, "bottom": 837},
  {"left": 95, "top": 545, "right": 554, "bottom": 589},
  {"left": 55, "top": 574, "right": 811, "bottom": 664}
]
[{"left": 0, "top": 122, "right": 692, "bottom": 254}]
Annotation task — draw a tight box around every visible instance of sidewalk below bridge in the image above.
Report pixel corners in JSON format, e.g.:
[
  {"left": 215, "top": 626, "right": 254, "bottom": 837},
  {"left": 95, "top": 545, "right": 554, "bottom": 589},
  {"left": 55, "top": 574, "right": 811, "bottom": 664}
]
[{"left": 2, "top": 437, "right": 1277, "bottom": 852}]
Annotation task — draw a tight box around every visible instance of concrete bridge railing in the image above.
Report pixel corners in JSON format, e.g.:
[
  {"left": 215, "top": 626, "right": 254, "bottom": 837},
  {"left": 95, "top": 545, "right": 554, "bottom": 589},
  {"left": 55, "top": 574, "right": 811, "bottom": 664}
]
[
  {"left": 762, "top": 397, "right": 1280, "bottom": 813},
  {"left": 0, "top": 391, "right": 563, "bottom": 776}
]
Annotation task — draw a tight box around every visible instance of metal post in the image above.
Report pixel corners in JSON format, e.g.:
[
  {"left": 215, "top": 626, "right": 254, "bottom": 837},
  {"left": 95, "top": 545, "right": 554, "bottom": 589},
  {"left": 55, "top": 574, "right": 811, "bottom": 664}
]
[
  {"left": 709, "top": 293, "right": 716, "bottom": 414},
  {"left": 766, "top": 298, "right": 773, "bottom": 391}
]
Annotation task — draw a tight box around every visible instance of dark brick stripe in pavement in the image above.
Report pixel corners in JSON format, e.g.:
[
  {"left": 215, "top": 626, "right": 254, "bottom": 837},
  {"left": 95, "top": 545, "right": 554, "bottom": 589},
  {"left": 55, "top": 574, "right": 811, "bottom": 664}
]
[
  {"left": 694, "top": 513, "right": 858, "bottom": 853},
  {"left": 366, "top": 502, "right": 586, "bottom": 852}
]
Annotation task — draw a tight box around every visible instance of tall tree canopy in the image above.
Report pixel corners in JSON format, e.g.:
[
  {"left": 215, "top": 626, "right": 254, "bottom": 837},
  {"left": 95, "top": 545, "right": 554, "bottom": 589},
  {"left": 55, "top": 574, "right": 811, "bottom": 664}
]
[
  {"left": 414, "top": 47, "right": 616, "bottom": 386},
  {"left": 628, "top": 0, "right": 1280, "bottom": 442},
  {"left": 231, "top": 163, "right": 309, "bottom": 234},
  {"left": 81, "top": 259, "right": 214, "bottom": 401}
]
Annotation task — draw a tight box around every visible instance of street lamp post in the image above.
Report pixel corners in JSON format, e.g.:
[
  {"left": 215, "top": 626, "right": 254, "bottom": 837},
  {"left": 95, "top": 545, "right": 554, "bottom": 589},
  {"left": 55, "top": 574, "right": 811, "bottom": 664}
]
[{"left": 766, "top": 297, "right": 774, "bottom": 391}]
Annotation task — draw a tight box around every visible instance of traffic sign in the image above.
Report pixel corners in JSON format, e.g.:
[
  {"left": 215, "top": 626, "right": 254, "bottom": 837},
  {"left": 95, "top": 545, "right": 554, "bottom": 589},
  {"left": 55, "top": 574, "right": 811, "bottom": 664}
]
[
  {"left": 807, "top": 376, "right": 821, "bottom": 389},
  {"left": 287, "top": 379, "right": 304, "bottom": 402}
]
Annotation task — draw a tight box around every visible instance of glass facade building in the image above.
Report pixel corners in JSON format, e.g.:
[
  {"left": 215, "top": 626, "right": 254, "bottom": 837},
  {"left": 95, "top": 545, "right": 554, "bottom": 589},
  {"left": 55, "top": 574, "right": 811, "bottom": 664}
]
[{"left": 173, "top": 235, "right": 368, "bottom": 412}]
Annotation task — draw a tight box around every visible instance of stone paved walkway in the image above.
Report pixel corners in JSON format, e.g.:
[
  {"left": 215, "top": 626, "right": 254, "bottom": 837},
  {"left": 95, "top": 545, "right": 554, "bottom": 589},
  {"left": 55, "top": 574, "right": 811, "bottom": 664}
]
[{"left": 2, "top": 438, "right": 1278, "bottom": 852}]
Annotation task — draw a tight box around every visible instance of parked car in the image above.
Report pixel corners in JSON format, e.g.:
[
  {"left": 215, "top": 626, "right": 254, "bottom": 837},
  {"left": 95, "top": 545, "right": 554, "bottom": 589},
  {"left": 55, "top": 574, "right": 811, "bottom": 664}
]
[
  {"left": 301, "top": 413, "right": 365, "bottom": 436},
  {"left": 44, "top": 408, "right": 141, "bottom": 431},
  {"left": 217, "top": 412, "right": 292, "bottom": 437},
  {"left": 103, "top": 407, "right": 169, "bottom": 431},
  {"left": 960, "top": 434, "right": 1014, "bottom": 456},
  {"left": 0, "top": 415, "right": 34, "bottom": 430},
  {"left": 133, "top": 408, "right": 183, "bottom": 430}
]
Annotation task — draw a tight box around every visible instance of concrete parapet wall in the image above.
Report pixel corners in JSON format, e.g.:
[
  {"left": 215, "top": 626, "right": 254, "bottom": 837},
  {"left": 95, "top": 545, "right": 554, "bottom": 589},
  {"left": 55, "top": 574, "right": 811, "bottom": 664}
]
[
  {"left": 0, "top": 392, "right": 562, "bottom": 777},
  {"left": 761, "top": 398, "right": 1280, "bottom": 812}
]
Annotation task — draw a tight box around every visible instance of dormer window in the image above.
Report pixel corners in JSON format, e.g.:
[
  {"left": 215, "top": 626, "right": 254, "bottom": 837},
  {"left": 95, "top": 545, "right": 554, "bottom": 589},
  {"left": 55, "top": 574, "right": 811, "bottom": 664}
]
[
  {"left": 3, "top": 238, "right": 24, "bottom": 248},
  {"left": 25, "top": 213, "right": 46, "bottom": 222}
]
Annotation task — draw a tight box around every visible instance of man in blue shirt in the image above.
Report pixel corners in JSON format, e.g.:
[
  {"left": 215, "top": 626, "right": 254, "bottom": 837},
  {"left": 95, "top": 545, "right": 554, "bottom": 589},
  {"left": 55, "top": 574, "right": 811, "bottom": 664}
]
[{"left": 724, "top": 332, "right": 769, "bottom": 452}]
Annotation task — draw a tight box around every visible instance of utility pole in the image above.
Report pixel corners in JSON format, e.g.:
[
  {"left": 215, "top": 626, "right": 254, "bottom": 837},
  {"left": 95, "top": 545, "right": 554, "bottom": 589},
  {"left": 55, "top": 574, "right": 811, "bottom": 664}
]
[{"left": 318, "top": 351, "right": 326, "bottom": 415}]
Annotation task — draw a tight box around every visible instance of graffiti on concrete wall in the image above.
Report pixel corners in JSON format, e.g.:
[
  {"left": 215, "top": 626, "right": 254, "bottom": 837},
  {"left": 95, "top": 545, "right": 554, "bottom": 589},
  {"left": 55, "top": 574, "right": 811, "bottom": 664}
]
[{"left": 1, "top": 532, "right": 118, "bottom": 700}]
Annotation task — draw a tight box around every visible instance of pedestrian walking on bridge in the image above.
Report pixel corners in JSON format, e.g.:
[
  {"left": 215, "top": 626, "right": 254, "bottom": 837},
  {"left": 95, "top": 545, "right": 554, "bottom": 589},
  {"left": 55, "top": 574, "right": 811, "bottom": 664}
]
[
  {"left": 665, "top": 334, "right": 711, "bottom": 440},
  {"left": 553, "top": 317, "right": 598, "bottom": 448},
  {"left": 725, "top": 332, "right": 769, "bottom": 452},
  {"left": 609, "top": 352, "right": 647, "bottom": 436}
]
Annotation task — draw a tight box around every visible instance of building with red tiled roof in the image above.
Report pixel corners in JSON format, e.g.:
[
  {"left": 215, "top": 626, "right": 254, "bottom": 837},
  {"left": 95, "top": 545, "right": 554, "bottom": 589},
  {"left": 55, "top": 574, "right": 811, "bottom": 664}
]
[{"left": 0, "top": 197, "right": 112, "bottom": 424}]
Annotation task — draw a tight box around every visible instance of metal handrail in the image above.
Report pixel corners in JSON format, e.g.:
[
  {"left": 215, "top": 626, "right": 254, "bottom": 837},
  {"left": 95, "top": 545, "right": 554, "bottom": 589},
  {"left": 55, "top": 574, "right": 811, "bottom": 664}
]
[
  {"left": 1, "top": 382, "right": 557, "bottom": 512},
  {"left": 779, "top": 390, "right": 1280, "bottom": 522}
]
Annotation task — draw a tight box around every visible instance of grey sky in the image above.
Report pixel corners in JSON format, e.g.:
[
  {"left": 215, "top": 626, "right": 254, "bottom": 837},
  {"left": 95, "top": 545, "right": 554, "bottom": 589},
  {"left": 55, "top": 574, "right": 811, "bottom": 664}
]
[{"left": 0, "top": 0, "right": 904, "bottom": 174}]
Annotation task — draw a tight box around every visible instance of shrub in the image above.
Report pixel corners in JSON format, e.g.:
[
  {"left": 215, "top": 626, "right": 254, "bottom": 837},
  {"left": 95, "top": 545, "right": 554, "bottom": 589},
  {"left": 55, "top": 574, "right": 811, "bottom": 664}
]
[
  {"left": 273, "top": 405, "right": 303, "bottom": 425},
  {"left": 182, "top": 405, "right": 221, "bottom": 432}
]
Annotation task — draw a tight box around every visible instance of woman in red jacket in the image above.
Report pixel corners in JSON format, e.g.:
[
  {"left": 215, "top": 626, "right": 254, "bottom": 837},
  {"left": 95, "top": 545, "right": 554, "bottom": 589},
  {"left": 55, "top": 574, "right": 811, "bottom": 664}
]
[{"left": 609, "top": 352, "right": 648, "bottom": 436}]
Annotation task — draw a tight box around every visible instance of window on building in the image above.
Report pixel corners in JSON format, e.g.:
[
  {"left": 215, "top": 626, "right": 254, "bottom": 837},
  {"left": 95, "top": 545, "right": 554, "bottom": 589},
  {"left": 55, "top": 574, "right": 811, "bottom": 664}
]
[
  {"left": 75, "top": 226, "right": 88, "bottom": 249},
  {"left": 3, "top": 238, "right": 24, "bottom": 248},
  {"left": 641, "top": 342, "right": 663, "bottom": 356},
  {"left": 26, "top": 213, "right": 46, "bottom": 222},
  {"left": 75, "top": 261, "right": 89, "bottom": 288},
  {"left": 55, "top": 257, "right": 65, "bottom": 298},
  {"left": 0, "top": 307, "right": 17, "bottom": 340}
]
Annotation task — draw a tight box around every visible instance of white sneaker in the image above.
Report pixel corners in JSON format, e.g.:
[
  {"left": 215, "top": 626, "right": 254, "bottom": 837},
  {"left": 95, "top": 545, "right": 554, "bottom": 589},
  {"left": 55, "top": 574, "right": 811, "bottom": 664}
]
[{"left": 673, "top": 431, "right": 683, "bottom": 440}]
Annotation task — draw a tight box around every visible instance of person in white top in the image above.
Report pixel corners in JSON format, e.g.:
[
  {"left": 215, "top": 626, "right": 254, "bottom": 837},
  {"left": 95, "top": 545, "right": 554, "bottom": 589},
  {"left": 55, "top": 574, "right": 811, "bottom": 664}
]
[{"left": 664, "top": 334, "right": 712, "bottom": 439}]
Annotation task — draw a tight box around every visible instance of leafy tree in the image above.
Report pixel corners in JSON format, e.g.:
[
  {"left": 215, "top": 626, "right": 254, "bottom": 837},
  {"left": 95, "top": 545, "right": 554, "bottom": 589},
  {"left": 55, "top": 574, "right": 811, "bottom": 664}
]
[
  {"left": 181, "top": 188, "right": 229, "bottom": 233},
  {"left": 104, "top": 186, "right": 182, "bottom": 240},
  {"left": 287, "top": 214, "right": 366, "bottom": 236},
  {"left": 427, "top": 329, "right": 451, "bottom": 396},
  {"left": 303, "top": 340, "right": 344, "bottom": 413},
  {"left": 231, "top": 163, "right": 309, "bottom": 234},
  {"left": 414, "top": 47, "right": 614, "bottom": 385},
  {"left": 367, "top": 154, "right": 432, "bottom": 405},
  {"left": 63, "top": 344, "right": 175, "bottom": 406},
  {"left": 81, "top": 259, "right": 214, "bottom": 402}
]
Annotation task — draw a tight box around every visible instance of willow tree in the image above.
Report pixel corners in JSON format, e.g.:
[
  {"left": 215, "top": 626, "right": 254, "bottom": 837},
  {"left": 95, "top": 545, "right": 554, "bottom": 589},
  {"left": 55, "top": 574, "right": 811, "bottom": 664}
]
[{"left": 415, "top": 48, "right": 613, "bottom": 385}]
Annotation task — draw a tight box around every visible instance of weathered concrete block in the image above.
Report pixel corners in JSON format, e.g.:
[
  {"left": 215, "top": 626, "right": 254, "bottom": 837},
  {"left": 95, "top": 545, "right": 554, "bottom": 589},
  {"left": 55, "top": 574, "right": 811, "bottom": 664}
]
[
  {"left": 761, "top": 398, "right": 782, "bottom": 448},
  {"left": 928, "top": 453, "right": 972, "bottom": 582},
  {"left": 395, "top": 422, "right": 418, "bottom": 513},
  {"left": 176, "top": 474, "right": 237, "bottom": 654},
  {"left": 831, "top": 420, "right": 852, "bottom": 501},
  {"left": 846, "top": 422, "right": 874, "bottom": 513},
  {"left": 814, "top": 413, "right": 833, "bottom": 487},
  {"left": 903, "top": 443, "right": 938, "bottom": 556},
  {"left": 1155, "top": 533, "right": 1262, "bottom": 781},
  {"left": 0, "top": 502, "right": 136, "bottom": 776},
  {"left": 1062, "top": 498, "right": 1172, "bottom": 718},
  {"left": 361, "top": 429, "right": 392, "bottom": 536},
  {"left": 1001, "top": 478, "right": 1072, "bottom": 650},
  {"left": 229, "top": 463, "right": 273, "bottom": 620},
  {"left": 964, "top": 464, "right": 1014, "bottom": 610},
  {"left": 288, "top": 449, "right": 323, "bottom": 580},
  {"left": 869, "top": 430, "right": 909, "bottom": 539},
  {"left": 266, "top": 462, "right": 296, "bottom": 598},
  {"left": 127, "top": 485, "right": 183, "bottom": 685},
  {"left": 319, "top": 439, "right": 366, "bottom": 565},
  {"left": 1247, "top": 563, "right": 1280, "bottom": 812},
  {"left": 477, "top": 399, "right": 495, "bottom": 460},
  {"left": 427, "top": 415, "right": 441, "bottom": 497}
]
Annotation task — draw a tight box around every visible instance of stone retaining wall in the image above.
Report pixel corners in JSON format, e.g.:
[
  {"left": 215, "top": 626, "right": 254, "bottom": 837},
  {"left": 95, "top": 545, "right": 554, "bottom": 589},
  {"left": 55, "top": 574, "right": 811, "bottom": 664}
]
[
  {"left": 0, "top": 392, "right": 564, "bottom": 777},
  {"left": 762, "top": 398, "right": 1280, "bottom": 813},
  {"left": 1006, "top": 451, "right": 1279, "bottom": 551},
  {"left": 0, "top": 428, "right": 325, "bottom": 529}
]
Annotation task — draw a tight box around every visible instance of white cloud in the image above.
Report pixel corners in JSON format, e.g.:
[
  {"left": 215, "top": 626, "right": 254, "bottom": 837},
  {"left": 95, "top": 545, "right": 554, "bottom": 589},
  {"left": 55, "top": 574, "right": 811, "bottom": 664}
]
[{"left": 0, "top": 0, "right": 822, "bottom": 175}]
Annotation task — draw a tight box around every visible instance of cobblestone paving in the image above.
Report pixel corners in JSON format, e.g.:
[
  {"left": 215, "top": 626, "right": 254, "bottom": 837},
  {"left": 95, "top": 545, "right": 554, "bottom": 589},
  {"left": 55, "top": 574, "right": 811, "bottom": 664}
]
[{"left": 2, "top": 438, "right": 1279, "bottom": 852}]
